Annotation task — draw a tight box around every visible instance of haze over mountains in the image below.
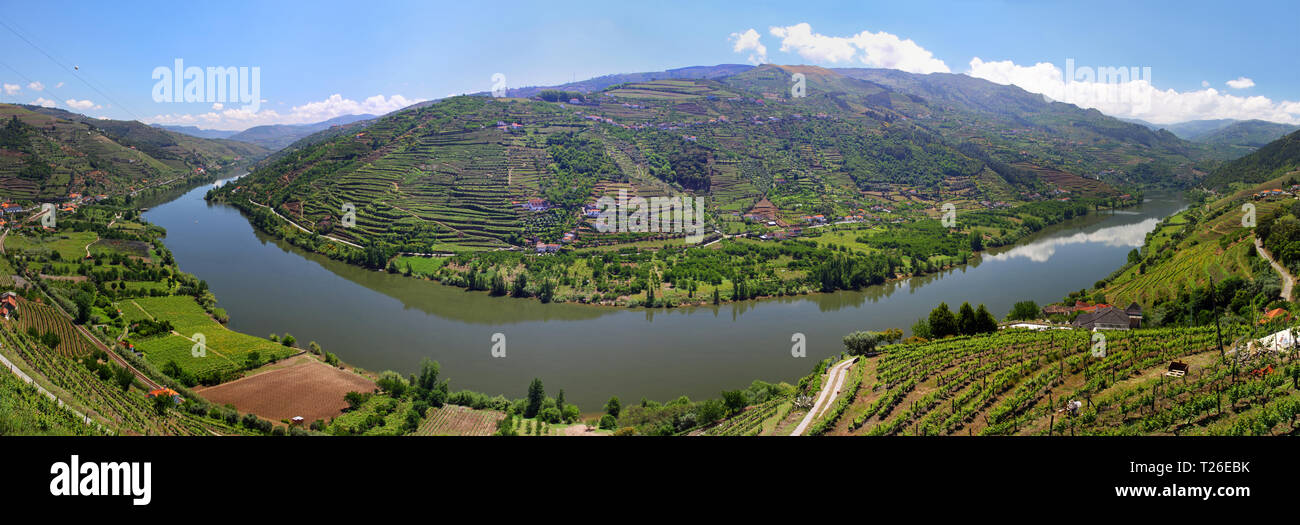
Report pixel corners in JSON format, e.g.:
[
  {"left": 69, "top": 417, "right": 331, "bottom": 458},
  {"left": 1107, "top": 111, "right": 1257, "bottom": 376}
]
[{"left": 156, "top": 114, "right": 376, "bottom": 151}]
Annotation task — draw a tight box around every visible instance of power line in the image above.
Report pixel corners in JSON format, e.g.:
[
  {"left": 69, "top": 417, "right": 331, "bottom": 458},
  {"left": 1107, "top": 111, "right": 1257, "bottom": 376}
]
[{"left": 0, "top": 18, "right": 143, "bottom": 121}]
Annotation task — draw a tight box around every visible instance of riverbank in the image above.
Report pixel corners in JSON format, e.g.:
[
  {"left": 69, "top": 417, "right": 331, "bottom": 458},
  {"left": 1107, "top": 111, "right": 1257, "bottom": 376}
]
[{"left": 209, "top": 187, "right": 1145, "bottom": 309}]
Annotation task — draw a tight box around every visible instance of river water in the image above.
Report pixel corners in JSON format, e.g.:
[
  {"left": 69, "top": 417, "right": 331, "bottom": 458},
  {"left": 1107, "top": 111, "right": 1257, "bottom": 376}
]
[{"left": 142, "top": 178, "right": 1185, "bottom": 410}]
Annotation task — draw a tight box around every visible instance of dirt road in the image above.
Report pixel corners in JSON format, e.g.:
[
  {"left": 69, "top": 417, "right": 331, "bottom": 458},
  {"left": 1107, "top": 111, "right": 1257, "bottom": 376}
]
[{"left": 790, "top": 357, "right": 856, "bottom": 436}]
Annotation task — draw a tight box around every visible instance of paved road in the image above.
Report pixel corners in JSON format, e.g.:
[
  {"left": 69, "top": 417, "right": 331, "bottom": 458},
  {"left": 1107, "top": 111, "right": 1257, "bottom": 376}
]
[
  {"left": 1256, "top": 236, "right": 1293, "bottom": 301},
  {"left": 790, "top": 357, "right": 857, "bottom": 436}
]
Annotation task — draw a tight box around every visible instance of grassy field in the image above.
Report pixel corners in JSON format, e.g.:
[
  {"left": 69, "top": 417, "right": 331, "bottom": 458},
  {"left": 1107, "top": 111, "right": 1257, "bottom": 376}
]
[
  {"left": 120, "top": 296, "right": 293, "bottom": 377},
  {"left": 4, "top": 230, "right": 98, "bottom": 261}
]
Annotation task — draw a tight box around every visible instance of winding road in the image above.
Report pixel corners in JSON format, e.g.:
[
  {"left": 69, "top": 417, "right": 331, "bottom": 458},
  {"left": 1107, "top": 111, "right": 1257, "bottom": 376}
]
[
  {"left": 790, "top": 356, "right": 857, "bottom": 436},
  {"left": 1255, "top": 236, "right": 1294, "bottom": 301}
]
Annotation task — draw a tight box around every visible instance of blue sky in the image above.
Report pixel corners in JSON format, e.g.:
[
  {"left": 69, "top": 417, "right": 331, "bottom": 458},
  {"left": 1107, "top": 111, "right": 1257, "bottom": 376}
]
[{"left": 1, "top": 0, "right": 1296, "bottom": 129}]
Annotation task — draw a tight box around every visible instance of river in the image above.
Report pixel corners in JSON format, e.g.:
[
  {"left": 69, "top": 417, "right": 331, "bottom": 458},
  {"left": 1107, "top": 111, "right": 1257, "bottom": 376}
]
[{"left": 142, "top": 178, "right": 1185, "bottom": 410}]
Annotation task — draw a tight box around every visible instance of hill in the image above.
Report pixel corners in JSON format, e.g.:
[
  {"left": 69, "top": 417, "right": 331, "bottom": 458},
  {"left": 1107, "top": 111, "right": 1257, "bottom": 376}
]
[
  {"left": 227, "top": 114, "right": 376, "bottom": 150},
  {"left": 153, "top": 124, "right": 238, "bottom": 140},
  {"left": 0, "top": 103, "right": 268, "bottom": 201},
  {"left": 214, "top": 64, "right": 1223, "bottom": 258},
  {"left": 1202, "top": 129, "right": 1300, "bottom": 189},
  {"left": 1199, "top": 120, "right": 1300, "bottom": 149}
]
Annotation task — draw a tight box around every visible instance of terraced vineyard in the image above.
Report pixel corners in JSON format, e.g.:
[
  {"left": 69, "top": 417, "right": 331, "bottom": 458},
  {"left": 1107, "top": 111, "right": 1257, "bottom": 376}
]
[
  {"left": 822, "top": 325, "right": 1299, "bottom": 436},
  {"left": 1101, "top": 180, "right": 1289, "bottom": 306},
  {"left": 10, "top": 299, "right": 94, "bottom": 357},
  {"left": 415, "top": 404, "right": 506, "bottom": 436},
  {"left": 702, "top": 396, "right": 790, "bottom": 436},
  {"left": 0, "top": 325, "right": 208, "bottom": 435}
]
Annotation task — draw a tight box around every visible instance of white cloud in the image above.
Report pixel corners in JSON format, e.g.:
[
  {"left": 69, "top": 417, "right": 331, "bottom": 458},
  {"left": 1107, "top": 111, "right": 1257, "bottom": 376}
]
[
  {"left": 145, "top": 93, "right": 425, "bottom": 131},
  {"left": 766, "top": 23, "right": 950, "bottom": 74},
  {"left": 967, "top": 57, "right": 1300, "bottom": 125},
  {"left": 54, "top": 82, "right": 64, "bottom": 89},
  {"left": 1201, "top": 80, "right": 1210, "bottom": 88},
  {"left": 65, "top": 99, "right": 96, "bottom": 110},
  {"left": 211, "top": 102, "right": 224, "bottom": 111},
  {"left": 1226, "top": 77, "right": 1255, "bottom": 89},
  {"left": 32, "top": 97, "right": 56, "bottom": 108},
  {"left": 2, "top": 83, "right": 19, "bottom": 95},
  {"left": 27, "top": 81, "right": 44, "bottom": 91},
  {"left": 729, "top": 28, "right": 768, "bottom": 65}
]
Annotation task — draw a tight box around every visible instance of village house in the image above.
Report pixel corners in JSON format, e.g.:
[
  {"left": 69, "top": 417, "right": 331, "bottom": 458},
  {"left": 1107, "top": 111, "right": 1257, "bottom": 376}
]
[
  {"left": 1125, "top": 302, "right": 1143, "bottom": 328},
  {"left": 522, "top": 198, "right": 551, "bottom": 212},
  {"left": 1071, "top": 306, "right": 1132, "bottom": 331},
  {"left": 0, "top": 291, "right": 17, "bottom": 320}
]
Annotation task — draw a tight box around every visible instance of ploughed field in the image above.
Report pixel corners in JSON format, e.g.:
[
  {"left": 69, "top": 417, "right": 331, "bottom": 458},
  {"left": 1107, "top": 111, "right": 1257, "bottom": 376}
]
[{"left": 194, "top": 354, "right": 375, "bottom": 424}]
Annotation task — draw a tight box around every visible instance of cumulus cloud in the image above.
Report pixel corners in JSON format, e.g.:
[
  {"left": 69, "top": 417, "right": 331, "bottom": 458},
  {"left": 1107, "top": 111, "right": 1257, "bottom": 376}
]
[
  {"left": 211, "top": 102, "right": 223, "bottom": 111},
  {"left": 968, "top": 57, "right": 1300, "bottom": 125},
  {"left": 729, "top": 28, "right": 768, "bottom": 64},
  {"left": 145, "top": 93, "right": 425, "bottom": 131},
  {"left": 766, "top": 23, "right": 950, "bottom": 74},
  {"left": 1226, "top": 77, "right": 1255, "bottom": 89},
  {"left": 27, "top": 81, "right": 43, "bottom": 91},
  {"left": 65, "top": 99, "right": 96, "bottom": 110},
  {"left": 2, "top": 83, "right": 19, "bottom": 95},
  {"left": 32, "top": 97, "right": 56, "bottom": 108}
]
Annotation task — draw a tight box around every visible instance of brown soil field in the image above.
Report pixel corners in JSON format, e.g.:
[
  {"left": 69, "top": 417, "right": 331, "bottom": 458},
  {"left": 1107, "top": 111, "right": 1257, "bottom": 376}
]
[{"left": 195, "top": 354, "right": 375, "bottom": 424}]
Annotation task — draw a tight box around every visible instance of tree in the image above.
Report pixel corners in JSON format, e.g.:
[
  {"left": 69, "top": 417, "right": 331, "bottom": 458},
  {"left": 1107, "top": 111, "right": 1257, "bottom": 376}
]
[
  {"left": 957, "top": 302, "right": 977, "bottom": 335},
  {"left": 1007, "top": 300, "right": 1040, "bottom": 321},
  {"left": 525, "top": 378, "right": 545, "bottom": 418},
  {"left": 843, "top": 331, "right": 883, "bottom": 356},
  {"left": 910, "top": 317, "right": 932, "bottom": 340},
  {"left": 489, "top": 273, "right": 508, "bottom": 296},
  {"left": 721, "top": 390, "right": 747, "bottom": 415},
  {"left": 377, "top": 370, "right": 408, "bottom": 398},
  {"left": 281, "top": 333, "right": 296, "bottom": 347},
  {"left": 929, "top": 302, "right": 958, "bottom": 338},
  {"left": 969, "top": 231, "right": 984, "bottom": 252},
  {"left": 151, "top": 392, "right": 172, "bottom": 415},
  {"left": 511, "top": 272, "right": 529, "bottom": 297},
  {"left": 604, "top": 396, "right": 621, "bottom": 418},
  {"left": 113, "top": 365, "right": 134, "bottom": 391},
  {"left": 975, "top": 304, "right": 999, "bottom": 334},
  {"left": 344, "top": 391, "right": 369, "bottom": 409}
]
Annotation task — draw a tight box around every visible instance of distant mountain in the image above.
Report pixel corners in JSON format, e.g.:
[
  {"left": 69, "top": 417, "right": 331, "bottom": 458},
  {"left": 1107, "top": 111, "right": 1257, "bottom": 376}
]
[
  {"left": 153, "top": 124, "right": 238, "bottom": 140},
  {"left": 0, "top": 103, "right": 268, "bottom": 200},
  {"left": 227, "top": 114, "right": 376, "bottom": 151},
  {"left": 497, "top": 64, "right": 756, "bottom": 98},
  {"left": 1158, "top": 119, "right": 1239, "bottom": 141},
  {"left": 1203, "top": 129, "right": 1300, "bottom": 188},
  {"left": 1199, "top": 120, "right": 1300, "bottom": 148}
]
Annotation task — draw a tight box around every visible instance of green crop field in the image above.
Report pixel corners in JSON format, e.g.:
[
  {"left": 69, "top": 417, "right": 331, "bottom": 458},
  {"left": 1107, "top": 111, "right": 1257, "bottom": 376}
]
[{"left": 121, "top": 296, "right": 292, "bottom": 377}]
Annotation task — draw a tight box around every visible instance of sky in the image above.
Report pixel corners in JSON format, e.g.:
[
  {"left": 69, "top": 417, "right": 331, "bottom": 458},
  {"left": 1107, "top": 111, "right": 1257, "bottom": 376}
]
[{"left": 0, "top": 0, "right": 1296, "bottom": 130}]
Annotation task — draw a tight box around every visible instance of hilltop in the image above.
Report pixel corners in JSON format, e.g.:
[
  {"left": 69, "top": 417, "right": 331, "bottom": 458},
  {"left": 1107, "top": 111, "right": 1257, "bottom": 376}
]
[
  {"left": 215, "top": 64, "right": 1220, "bottom": 255},
  {"left": 0, "top": 103, "right": 268, "bottom": 201}
]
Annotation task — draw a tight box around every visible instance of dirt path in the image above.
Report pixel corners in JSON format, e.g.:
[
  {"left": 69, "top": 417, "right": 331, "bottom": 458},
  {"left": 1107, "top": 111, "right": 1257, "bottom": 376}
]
[
  {"left": 1256, "top": 236, "right": 1293, "bottom": 300},
  {"left": 247, "top": 200, "right": 363, "bottom": 249},
  {"left": 790, "top": 357, "right": 856, "bottom": 436}
]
